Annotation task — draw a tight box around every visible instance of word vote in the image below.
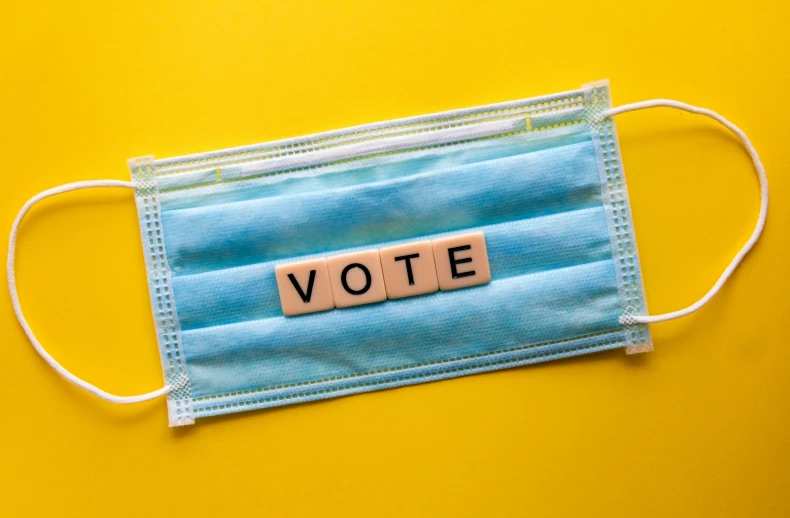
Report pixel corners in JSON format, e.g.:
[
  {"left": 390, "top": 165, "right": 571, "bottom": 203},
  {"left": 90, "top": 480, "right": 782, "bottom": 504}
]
[{"left": 274, "top": 232, "right": 491, "bottom": 316}]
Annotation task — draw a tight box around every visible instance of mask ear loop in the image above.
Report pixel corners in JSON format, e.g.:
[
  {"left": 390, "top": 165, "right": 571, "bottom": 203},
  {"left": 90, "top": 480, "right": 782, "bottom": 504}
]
[
  {"left": 596, "top": 100, "right": 769, "bottom": 325},
  {"left": 7, "top": 180, "right": 176, "bottom": 403}
]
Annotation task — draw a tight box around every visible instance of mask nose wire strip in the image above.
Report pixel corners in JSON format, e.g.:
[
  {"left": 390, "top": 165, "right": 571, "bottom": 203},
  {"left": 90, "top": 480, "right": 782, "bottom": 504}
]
[
  {"left": 7, "top": 180, "right": 175, "bottom": 404},
  {"left": 597, "top": 100, "right": 769, "bottom": 325}
]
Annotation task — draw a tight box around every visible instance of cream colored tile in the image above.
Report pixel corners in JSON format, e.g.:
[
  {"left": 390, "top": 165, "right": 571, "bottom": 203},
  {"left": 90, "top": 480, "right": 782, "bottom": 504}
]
[
  {"left": 275, "top": 258, "right": 335, "bottom": 316},
  {"left": 327, "top": 249, "right": 387, "bottom": 308},
  {"left": 432, "top": 231, "right": 491, "bottom": 291},
  {"left": 379, "top": 240, "right": 438, "bottom": 299}
]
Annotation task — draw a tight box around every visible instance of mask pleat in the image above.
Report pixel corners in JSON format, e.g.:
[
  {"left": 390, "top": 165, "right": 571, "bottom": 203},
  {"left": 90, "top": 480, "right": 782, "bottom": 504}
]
[
  {"left": 183, "top": 259, "right": 619, "bottom": 397},
  {"left": 162, "top": 138, "right": 600, "bottom": 276},
  {"left": 157, "top": 123, "right": 590, "bottom": 211},
  {"left": 173, "top": 205, "right": 613, "bottom": 331}
]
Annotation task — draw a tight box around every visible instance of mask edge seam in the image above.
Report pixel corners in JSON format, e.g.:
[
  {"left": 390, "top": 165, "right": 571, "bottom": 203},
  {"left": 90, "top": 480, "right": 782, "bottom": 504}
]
[
  {"left": 191, "top": 332, "right": 627, "bottom": 416},
  {"left": 190, "top": 329, "right": 626, "bottom": 408},
  {"left": 153, "top": 89, "right": 588, "bottom": 176},
  {"left": 129, "top": 158, "right": 195, "bottom": 426},
  {"left": 584, "top": 82, "right": 653, "bottom": 351}
]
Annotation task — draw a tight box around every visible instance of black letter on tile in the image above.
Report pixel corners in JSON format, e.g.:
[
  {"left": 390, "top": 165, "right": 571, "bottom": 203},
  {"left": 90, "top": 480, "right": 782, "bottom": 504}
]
[
  {"left": 394, "top": 253, "right": 420, "bottom": 285},
  {"left": 448, "top": 245, "right": 475, "bottom": 279},
  {"left": 341, "top": 263, "right": 372, "bottom": 295},
  {"left": 288, "top": 270, "right": 316, "bottom": 303}
]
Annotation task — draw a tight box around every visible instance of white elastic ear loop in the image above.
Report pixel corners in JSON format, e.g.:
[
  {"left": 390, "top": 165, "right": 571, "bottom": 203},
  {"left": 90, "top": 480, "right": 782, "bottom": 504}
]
[
  {"left": 7, "top": 180, "right": 174, "bottom": 404},
  {"left": 598, "top": 100, "right": 769, "bottom": 325}
]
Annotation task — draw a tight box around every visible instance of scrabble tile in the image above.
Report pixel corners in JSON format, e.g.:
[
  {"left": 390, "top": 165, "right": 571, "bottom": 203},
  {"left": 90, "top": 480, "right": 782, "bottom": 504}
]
[
  {"left": 379, "top": 240, "right": 439, "bottom": 299},
  {"left": 432, "top": 231, "right": 491, "bottom": 291},
  {"left": 327, "top": 249, "right": 387, "bottom": 308},
  {"left": 275, "top": 258, "right": 335, "bottom": 316}
]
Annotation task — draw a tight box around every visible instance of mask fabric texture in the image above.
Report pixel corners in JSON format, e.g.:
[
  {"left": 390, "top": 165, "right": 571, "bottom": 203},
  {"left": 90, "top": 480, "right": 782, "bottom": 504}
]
[{"left": 130, "top": 81, "right": 651, "bottom": 426}]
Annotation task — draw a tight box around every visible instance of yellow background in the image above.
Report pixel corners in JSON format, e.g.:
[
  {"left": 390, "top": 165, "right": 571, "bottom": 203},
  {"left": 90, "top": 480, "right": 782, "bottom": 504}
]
[{"left": 1, "top": 1, "right": 788, "bottom": 516}]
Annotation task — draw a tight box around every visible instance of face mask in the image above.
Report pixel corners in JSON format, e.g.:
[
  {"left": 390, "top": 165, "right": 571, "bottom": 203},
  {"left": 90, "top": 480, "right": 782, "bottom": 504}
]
[{"left": 7, "top": 80, "right": 768, "bottom": 426}]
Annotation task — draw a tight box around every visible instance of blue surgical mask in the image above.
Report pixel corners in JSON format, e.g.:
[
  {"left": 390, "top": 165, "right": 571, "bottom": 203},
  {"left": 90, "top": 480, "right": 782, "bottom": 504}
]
[{"left": 7, "top": 80, "right": 768, "bottom": 426}]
